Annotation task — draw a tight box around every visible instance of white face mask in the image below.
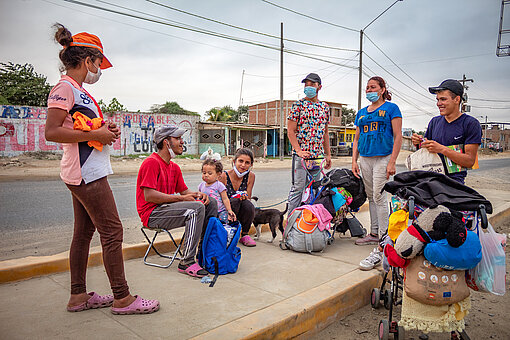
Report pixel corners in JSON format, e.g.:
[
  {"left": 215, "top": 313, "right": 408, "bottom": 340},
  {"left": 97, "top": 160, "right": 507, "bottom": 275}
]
[
  {"left": 233, "top": 163, "right": 250, "bottom": 178},
  {"left": 84, "top": 60, "right": 102, "bottom": 84},
  {"left": 166, "top": 141, "right": 176, "bottom": 159}
]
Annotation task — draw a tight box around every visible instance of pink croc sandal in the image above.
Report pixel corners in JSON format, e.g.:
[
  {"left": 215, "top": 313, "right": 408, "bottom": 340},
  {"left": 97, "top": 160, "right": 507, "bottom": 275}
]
[
  {"left": 240, "top": 235, "right": 256, "bottom": 247},
  {"left": 67, "top": 292, "right": 114, "bottom": 312},
  {"left": 178, "top": 262, "right": 208, "bottom": 278},
  {"left": 111, "top": 295, "right": 160, "bottom": 315}
]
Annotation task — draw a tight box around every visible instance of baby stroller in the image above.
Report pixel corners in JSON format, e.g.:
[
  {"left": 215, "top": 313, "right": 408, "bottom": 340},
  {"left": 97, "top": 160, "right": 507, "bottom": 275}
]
[{"left": 370, "top": 171, "right": 492, "bottom": 340}]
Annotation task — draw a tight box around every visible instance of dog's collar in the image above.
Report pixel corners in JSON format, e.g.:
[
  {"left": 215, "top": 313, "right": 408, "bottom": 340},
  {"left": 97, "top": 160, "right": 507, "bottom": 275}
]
[{"left": 408, "top": 222, "right": 432, "bottom": 243}]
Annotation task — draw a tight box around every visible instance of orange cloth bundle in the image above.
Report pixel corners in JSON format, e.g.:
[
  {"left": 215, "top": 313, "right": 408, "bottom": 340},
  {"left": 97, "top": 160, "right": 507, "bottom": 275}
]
[{"left": 72, "top": 111, "right": 105, "bottom": 151}]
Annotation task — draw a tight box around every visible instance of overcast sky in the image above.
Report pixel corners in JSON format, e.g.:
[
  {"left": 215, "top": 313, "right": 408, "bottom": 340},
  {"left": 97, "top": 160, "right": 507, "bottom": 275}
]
[{"left": 1, "top": 0, "right": 509, "bottom": 130}]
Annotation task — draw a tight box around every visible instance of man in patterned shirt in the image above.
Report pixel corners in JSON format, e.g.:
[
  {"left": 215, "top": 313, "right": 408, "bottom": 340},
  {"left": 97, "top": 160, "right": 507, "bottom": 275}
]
[{"left": 287, "top": 73, "right": 332, "bottom": 214}]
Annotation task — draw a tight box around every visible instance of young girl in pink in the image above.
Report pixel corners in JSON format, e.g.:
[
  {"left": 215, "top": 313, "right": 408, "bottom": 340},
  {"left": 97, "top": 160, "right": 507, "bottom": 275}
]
[{"left": 199, "top": 160, "right": 236, "bottom": 223}]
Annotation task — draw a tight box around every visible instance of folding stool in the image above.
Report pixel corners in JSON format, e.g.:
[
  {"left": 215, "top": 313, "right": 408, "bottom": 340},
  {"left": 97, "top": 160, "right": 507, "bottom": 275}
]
[{"left": 140, "top": 226, "right": 184, "bottom": 268}]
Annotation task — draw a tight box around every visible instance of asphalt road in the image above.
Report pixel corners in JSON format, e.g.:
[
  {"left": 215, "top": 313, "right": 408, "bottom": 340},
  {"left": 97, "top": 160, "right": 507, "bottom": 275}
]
[
  {"left": 0, "top": 158, "right": 508, "bottom": 259},
  {"left": 2, "top": 159, "right": 509, "bottom": 233}
]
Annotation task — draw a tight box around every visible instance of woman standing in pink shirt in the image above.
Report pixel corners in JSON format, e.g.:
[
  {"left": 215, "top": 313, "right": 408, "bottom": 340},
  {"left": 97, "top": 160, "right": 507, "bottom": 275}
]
[{"left": 45, "top": 24, "right": 159, "bottom": 315}]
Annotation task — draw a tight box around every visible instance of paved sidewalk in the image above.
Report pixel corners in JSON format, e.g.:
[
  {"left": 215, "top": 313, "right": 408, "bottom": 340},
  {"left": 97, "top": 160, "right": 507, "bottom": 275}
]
[{"left": 0, "top": 188, "right": 509, "bottom": 339}]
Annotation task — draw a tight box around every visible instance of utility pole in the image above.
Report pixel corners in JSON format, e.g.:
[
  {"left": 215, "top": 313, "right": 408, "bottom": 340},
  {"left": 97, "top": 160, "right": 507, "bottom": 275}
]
[
  {"left": 238, "top": 69, "right": 245, "bottom": 107},
  {"left": 457, "top": 74, "right": 474, "bottom": 113},
  {"left": 357, "top": 30, "right": 363, "bottom": 111},
  {"left": 279, "top": 22, "right": 284, "bottom": 161},
  {"left": 357, "top": 0, "right": 403, "bottom": 111},
  {"left": 484, "top": 115, "right": 488, "bottom": 148}
]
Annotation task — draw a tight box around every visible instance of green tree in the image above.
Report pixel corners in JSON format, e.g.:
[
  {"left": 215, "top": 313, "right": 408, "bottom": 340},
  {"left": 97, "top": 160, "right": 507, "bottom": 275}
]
[
  {"left": 0, "top": 62, "right": 52, "bottom": 106},
  {"left": 150, "top": 101, "right": 198, "bottom": 116},
  {"left": 227, "top": 105, "right": 249, "bottom": 123},
  {"left": 206, "top": 105, "right": 237, "bottom": 121},
  {"left": 341, "top": 106, "right": 356, "bottom": 125},
  {"left": 98, "top": 97, "right": 127, "bottom": 116}
]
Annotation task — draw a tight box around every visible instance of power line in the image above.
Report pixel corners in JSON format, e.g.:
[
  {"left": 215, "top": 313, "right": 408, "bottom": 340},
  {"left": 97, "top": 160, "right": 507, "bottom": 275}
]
[
  {"left": 396, "top": 53, "right": 493, "bottom": 66},
  {"left": 61, "top": 0, "right": 358, "bottom": 70},
  {"left": 260, "top": 0, "right": 358, "bottom": 33},
  {"left": 470, "top": 97, "right": 510, "bottom": 103},
  {"left": 144, "top": 0, "right": 358, "bottom": 52},
  {"left": 471, "top": 105, "right": 510, "bottom": 110},
  {"left": 364, "top": 34, "right": 428, "bottom": 93},
  {"left": 363, "top": 52, "right": 435, "bottom": 104},
  {"left": 362, "top": 65, "right": 434, "bottom": 116},
  {"left": 244, "top": 64, "right": 337, "bottom": 78}
]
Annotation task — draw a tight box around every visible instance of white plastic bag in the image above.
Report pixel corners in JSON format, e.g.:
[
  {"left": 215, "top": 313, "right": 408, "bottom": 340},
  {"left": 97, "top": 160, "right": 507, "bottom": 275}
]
[
  {"left": 405, "top": 148, "right": 445, "bottom": 174},
  {"left": 466, "top": 221, "right": 506, "bottom": 295}
]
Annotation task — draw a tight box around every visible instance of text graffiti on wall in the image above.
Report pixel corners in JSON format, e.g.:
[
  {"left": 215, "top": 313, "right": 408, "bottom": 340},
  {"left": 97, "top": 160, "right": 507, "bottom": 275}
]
[{"left": 0, "top": 106, "right": 198, "bottom": 156}]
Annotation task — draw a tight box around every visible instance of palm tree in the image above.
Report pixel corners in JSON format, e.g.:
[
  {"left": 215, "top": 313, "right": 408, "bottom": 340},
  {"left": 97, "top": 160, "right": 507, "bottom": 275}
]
[{"left": 205, "top": 106, "right": 233, "bottom": 121}]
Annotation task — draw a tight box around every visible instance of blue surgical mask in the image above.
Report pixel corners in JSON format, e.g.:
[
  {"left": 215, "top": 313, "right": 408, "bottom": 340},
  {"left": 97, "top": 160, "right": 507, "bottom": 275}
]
[
  {"left": 304, "top": 86, "right": 317, "bottom": 98},
  {"left": 366, "top": 92, "right": 380, "bottom": 102}
]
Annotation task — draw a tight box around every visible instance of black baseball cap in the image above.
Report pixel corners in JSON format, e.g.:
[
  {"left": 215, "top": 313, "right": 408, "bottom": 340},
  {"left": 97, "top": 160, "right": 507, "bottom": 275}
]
[
  {"left": 428, "top": 79, "right": 464, "bottom": 97},
  {"left": 301, "top": 73, "right": 321, "bottom": 85}
]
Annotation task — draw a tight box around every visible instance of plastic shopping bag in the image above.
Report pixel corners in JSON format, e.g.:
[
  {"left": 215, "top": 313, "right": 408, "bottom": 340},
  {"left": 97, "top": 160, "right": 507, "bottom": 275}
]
[
  {"left": 405, "top": 148, "right": 445, "bottom": 174},
  {"left": 466, "top": 221, "right": 506, "bottom": 295}
]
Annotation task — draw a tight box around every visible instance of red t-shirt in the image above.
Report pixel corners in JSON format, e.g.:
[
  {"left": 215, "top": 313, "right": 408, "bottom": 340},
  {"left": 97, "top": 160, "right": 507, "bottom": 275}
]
[{"left": 136, "top": 153, "right": 188, "bottom": 226}]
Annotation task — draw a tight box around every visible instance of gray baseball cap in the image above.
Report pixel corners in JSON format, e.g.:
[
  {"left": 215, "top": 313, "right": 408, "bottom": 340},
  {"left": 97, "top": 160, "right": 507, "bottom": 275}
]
[
  {"left": 301, "top": 72, "right": 321, "bottom": 85},
  {"left": 153, "top": 125, "right": 186, "bottom": 145}
]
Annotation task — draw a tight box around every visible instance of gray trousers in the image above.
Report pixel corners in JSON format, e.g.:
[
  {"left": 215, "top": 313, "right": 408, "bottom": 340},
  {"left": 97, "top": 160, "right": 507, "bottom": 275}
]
[
  {"left": 359, "top": 155, "right": 390, "bottom": 238},
  {"left": 287, "top": 155, "right": 322, "bottom": 215},
  {"left": 147, "top": 198, "right": 218, "bottom": 264}
]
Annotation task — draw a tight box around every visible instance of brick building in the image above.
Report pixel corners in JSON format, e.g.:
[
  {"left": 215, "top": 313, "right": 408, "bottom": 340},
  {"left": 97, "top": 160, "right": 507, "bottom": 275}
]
[
  {"left": 247, "top": 99, "right": 346, "bottom": 156},
  {"left": 248, "top": 99, "right": 344, "bottom": 127},
  {"left": 481, "top": 123, "right": 510, "bottom": 151}
]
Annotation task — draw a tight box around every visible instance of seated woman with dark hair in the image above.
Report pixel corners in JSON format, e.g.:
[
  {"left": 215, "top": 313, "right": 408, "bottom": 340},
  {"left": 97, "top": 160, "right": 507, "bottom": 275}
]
[{"left": 219, "top": 148, "right": 257, "bottom": 247}]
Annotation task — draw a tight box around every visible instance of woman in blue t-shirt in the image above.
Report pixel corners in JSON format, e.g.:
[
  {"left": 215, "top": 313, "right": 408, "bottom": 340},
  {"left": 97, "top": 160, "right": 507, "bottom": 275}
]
[{"left": 351, "top": 76, "right": 403, "bottom": 271}]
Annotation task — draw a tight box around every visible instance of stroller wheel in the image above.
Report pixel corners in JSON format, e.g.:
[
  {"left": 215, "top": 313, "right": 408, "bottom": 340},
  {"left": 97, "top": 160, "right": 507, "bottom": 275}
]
[
  {"left": 384, "top": 289, "right": 393, "bottom": 310},
  {"left": 395, "top": 325, "right": 405, "bottom": 340},
  {"left": 379, "top": 319, "right": 389, "bottom": 340},
  {"left": 371, "top": 288, "right": 381, "bottom": 309}
]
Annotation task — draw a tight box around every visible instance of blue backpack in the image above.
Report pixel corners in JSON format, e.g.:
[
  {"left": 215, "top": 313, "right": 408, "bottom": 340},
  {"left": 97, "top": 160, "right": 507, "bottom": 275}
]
[{"left": 199, "top": 218, "right": 242, "bottom": 282}]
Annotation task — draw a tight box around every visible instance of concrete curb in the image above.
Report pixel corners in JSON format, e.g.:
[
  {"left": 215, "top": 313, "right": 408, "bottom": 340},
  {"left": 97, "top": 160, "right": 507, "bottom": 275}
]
[
  {"left": 2, "top": 201, "right": 505, "bottom": 285},
  {"left": 0, "top": 202, "right": 369, "bottom": 284},
  {"left": 191, "top": 270, "right": 382, "bottom": 339},
  {"left": 488, "top": 202, "right": 510, "bottom": 227},
  {"left": 0, "top": 224, "right": 268, "bottom": 284}
]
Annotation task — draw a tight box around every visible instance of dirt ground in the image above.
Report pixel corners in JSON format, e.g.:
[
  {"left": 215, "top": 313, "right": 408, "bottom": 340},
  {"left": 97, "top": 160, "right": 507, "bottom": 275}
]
[{"left": 313, "top": 216, "right": 510, "bottom": 340}]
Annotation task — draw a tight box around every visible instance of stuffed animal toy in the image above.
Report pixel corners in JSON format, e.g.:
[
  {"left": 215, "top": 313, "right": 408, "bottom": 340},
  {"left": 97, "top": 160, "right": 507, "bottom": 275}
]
[
  {"left": 231, "top": 191, "right": 248, "bottom": 201},
  {"left": 72, "top": 111, "right": 105, "bottom": 151},
  {"left": 384, "top": 205, "right": 467, "bottom": 267}
]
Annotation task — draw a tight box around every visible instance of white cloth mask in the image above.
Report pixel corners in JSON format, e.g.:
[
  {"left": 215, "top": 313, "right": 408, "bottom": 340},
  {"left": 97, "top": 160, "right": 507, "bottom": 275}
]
[{"left": 84, "top": 62, "right": 102, "bottom": 84}]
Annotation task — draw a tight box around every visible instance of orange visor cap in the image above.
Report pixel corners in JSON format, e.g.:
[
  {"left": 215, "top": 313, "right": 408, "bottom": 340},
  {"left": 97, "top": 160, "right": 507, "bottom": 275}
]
[{"left": 70, "top": 32, "right": 112, "bottom": 69}]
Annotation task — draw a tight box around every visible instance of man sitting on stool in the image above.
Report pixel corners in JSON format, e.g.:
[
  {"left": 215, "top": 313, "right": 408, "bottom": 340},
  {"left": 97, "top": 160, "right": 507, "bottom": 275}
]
[{"left": 136, "top": 125, "right": 217, "bottom": 277}]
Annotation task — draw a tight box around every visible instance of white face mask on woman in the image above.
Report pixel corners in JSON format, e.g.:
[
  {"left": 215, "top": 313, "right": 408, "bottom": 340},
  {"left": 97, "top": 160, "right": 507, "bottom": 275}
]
[
  {"left": 84, "top": 59, "right": 102, "bottom": 84},
  {"left": 233, "top": 163, "right": 250, "bottom": 178}
]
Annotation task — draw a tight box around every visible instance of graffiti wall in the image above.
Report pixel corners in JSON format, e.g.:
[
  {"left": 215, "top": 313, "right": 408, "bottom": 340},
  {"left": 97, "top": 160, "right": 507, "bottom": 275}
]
[{"left": 0, "top": 105, "right": 199, "bottom": 157}]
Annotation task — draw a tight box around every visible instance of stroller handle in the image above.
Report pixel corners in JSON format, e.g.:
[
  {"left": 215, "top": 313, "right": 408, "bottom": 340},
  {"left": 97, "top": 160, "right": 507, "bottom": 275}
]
[
  {"left": 408, "top": 196, "right": 415, "bottom": 220},
  {"left": 479, "top": 204, "right": 488, "bottom": 229}
]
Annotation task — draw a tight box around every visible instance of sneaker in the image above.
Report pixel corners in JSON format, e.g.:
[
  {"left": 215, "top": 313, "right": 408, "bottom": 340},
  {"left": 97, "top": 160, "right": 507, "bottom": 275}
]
[
  {"left": 359, "top": 248, "right": 382, "bottom": 271},
  {"left": 239, "top": 235, "right": 256, "bottom": 247},
  {"left": 355, "top": 233, "right": 379, "bottom": 246}
]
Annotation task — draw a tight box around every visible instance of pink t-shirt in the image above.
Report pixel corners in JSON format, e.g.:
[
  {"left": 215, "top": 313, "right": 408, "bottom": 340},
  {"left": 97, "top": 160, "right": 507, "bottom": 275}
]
[{"left": 47, "top": 75, "right": 112, "bottom": 185}]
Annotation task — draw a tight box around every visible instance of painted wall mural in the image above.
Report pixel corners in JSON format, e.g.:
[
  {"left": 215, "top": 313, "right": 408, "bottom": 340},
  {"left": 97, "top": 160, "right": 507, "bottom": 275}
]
[{"left": 0, "top": 105, "right": 199, "bottom": 156}]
